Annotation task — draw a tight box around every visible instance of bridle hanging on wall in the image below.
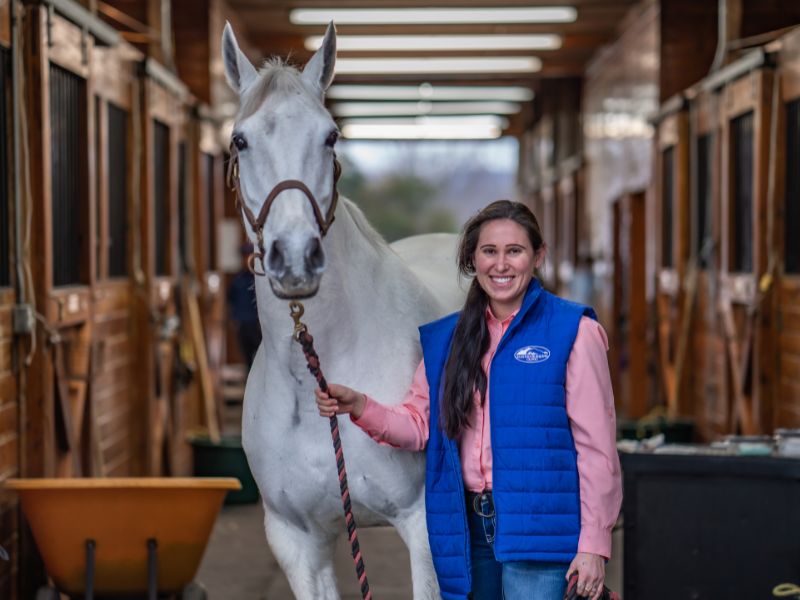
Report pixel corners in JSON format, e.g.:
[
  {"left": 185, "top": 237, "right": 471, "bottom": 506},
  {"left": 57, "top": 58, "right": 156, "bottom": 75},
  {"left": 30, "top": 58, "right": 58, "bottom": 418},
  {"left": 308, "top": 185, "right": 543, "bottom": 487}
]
[{"left": 226, "top": 142, "right": 342, "bottom": 276}]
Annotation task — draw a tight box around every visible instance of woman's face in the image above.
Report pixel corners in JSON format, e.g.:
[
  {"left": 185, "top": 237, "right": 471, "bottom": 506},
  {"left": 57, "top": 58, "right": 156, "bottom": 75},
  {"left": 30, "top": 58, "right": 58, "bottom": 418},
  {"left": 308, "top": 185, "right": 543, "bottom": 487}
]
[{"left": 473, "top": 218, "right": 543, "bottom": 319}]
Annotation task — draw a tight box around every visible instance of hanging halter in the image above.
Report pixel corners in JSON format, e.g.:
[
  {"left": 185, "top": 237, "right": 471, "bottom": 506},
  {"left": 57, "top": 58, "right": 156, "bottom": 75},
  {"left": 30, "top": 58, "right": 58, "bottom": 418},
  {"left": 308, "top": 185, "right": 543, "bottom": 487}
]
[{"left": 226, "top": 142, "right": 342, "bottom": 276}]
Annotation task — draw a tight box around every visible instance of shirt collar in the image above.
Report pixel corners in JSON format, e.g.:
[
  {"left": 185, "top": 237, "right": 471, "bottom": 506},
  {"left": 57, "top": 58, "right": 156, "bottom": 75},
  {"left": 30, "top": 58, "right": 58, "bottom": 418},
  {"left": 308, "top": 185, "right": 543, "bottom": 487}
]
[{"left": 485, "top": 304, "right": 518, "bottom": 326}]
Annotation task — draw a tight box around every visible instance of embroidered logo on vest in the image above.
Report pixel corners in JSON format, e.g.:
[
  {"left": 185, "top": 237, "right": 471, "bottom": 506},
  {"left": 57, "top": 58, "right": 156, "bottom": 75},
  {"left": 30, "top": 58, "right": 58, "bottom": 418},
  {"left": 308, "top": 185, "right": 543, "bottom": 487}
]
[{"left": 514, "top": 345, "right": 551, "bottom": 364}]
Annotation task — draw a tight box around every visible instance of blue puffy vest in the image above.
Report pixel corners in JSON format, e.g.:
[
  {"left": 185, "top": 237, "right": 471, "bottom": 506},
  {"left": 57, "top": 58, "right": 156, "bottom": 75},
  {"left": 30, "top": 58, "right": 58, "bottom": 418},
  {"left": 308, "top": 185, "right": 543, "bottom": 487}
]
[{"left": 419, "top": 279, "right": 596, "bottom": 599}]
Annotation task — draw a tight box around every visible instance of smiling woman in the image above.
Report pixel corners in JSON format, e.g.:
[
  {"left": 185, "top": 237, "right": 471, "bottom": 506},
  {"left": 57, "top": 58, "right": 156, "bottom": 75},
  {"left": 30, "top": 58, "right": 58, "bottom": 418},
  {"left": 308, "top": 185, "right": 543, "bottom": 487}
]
[{"left": 318, "top": 200, "right": 622, "bottom": 600}]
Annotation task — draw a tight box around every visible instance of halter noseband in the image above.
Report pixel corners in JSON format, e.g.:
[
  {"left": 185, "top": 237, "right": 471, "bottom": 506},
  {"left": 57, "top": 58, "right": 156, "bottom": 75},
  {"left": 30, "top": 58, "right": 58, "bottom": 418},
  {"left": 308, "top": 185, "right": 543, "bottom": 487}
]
[{"left": 226, "top": 142, "right": 342, "bottom": 276}]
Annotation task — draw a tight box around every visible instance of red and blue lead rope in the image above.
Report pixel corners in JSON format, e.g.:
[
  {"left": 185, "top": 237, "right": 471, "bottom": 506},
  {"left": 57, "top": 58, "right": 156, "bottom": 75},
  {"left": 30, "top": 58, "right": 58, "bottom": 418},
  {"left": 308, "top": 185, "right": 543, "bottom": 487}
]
[{"left": 290, "top": 302, "right": 372, "bottom": 600}]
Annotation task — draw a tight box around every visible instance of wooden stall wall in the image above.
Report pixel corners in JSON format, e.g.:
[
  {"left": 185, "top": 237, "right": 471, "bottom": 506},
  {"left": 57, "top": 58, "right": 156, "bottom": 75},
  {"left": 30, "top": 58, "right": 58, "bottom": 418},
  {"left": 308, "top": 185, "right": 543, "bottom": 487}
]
[
  {"left": 137, "top": 60, "right": 192, "bottom": 475},
  {"left": 21, "top": 1, "right": 100, "bottom": 482},
  {"left": 774, "top": 30, "right": 800, "bottom": 430},
  {"left": 686, "top": 87, "right": 728, "bottom": 440},
  {"left": 715, "top": 53, "right": 775, "bottom": 435},
  {"left": 0, "top": 3, "right": 18, "bottom": 597},
  {"left": 90, "top": 41, "right": 143, "bottom": 477},
  {"left": 193, "top": 111, "right": 225, "bottom": 430},
  {"left": 557, "top": 159, "right": 583, "bottom": 300},
  {"left": 653, "top": 99, "right": 691, "bottom": 417},
  {"left": 583, "top": 0, "right": 659, "bottom": 417}
]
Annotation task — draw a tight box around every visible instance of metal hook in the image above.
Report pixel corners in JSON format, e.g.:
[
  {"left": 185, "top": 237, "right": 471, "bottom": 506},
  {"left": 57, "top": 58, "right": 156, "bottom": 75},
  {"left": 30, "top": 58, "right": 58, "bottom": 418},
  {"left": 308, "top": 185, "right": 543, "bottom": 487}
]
[
  {"left": 289, "top": 301, "right": 307, "bottom": 339},
  {"left": 247, "top": 253, "right": 266, "bottom": 277}
]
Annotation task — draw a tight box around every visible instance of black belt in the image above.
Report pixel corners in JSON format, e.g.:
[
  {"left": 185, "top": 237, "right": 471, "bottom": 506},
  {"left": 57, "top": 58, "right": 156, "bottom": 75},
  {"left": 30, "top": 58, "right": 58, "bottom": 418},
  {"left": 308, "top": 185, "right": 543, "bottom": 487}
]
[{"left": 466, "top": 490, "right": 494, "bottom": 518}]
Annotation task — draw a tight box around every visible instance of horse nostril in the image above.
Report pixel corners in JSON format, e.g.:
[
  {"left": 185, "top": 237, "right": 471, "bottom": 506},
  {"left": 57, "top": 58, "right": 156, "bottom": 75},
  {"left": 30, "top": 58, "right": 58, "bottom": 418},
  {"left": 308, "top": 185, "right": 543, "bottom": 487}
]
[
  {"left": 267, "top": 240, "right": 286, "bottom": 274},
  {"left": 305, "top": 237, "right": 325, "bottom": 273}
]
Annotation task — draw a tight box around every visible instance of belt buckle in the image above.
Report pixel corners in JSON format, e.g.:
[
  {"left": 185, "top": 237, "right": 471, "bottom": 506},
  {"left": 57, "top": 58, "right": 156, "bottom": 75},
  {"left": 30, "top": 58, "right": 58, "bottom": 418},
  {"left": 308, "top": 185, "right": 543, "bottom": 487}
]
[{"left": 472, "top": 492, "right": 495, "bottom": 518}]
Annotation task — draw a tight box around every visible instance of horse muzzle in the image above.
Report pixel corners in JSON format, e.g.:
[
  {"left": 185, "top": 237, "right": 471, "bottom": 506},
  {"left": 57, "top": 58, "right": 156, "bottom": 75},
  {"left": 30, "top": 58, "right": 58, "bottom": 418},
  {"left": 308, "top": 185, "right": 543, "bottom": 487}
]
[
  {"left": 267, "top": 275, "right": 321, "bottom": 300},
  {"left": 264, "top": 235, "right": 325, "bottom": 299}
]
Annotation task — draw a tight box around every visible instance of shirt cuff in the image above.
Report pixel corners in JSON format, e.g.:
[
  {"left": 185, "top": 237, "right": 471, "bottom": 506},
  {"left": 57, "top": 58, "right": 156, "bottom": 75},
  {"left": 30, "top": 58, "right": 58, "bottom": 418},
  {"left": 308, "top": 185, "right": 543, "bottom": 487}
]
[
  {"left": 577, "top": 523, "right": 613, "bottom": 560},
  {"left": 350, "top": 395, "right": 382, "bottom": 430}
]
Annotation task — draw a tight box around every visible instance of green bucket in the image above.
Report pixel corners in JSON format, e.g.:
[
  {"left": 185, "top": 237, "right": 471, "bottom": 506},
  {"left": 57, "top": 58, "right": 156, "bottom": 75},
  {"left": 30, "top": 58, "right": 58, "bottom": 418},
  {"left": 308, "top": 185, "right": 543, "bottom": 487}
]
[{"left": 189, "top": 435, "right": 259, "bottom": 504}]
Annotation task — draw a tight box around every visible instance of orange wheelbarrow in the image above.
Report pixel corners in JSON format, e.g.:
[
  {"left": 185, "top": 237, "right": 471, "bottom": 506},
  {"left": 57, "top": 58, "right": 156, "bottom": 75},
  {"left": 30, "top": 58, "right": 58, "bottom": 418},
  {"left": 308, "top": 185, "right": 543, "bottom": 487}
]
[{"left": 6, "top": 477, "right": 241, "bottom": 599}]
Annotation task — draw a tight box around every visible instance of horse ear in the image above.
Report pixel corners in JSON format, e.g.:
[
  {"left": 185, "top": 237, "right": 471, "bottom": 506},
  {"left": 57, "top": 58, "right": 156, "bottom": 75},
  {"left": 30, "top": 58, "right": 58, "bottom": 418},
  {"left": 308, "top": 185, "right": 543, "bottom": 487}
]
[
  {"left": 302, "top": 21, "right": 337, "bottom": 95},
  {"left": 222, "top": 22, "right": 258, "bottom": 93}
]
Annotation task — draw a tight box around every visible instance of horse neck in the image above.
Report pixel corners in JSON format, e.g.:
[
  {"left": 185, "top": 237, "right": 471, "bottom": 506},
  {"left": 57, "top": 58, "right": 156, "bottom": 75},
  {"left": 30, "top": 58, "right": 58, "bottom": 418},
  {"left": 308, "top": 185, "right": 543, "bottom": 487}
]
[{"left": 256, "top": 200, "right": 395, "bottom": 350}]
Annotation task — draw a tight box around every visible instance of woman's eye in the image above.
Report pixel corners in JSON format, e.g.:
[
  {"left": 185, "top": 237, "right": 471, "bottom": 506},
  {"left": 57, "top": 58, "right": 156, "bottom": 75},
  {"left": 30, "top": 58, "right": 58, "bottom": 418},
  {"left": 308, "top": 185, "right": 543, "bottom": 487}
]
[
  {"left": 325, "top": 130, "right": 339, "bottom": 147},
  {"left": 233, "top": 134, "right": 248, "bottom": 151}
]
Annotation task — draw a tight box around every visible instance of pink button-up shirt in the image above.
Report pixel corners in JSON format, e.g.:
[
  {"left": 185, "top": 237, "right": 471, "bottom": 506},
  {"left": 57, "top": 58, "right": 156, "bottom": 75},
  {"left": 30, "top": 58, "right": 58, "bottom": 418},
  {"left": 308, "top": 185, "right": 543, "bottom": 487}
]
[{"left": 353, "top": 311, "right": 622, "bottom": 559}]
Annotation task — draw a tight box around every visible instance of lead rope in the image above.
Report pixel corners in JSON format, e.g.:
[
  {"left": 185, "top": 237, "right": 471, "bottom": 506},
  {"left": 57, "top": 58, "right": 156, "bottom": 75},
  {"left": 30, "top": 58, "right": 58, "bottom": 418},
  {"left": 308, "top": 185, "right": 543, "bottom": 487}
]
[{"left": 289, "top": 301, "right": 372, "bottom": 600}]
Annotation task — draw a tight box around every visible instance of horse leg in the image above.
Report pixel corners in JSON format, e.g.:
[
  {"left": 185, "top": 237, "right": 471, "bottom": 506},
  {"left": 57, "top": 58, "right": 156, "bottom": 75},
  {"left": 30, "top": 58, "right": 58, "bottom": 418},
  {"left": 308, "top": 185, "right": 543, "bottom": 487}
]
[
  {"left": 391, "top": 507, "right": 441, "bottom": 599},
  {"left": 263, "top": 510, "right": 340, "bottom": 600}
]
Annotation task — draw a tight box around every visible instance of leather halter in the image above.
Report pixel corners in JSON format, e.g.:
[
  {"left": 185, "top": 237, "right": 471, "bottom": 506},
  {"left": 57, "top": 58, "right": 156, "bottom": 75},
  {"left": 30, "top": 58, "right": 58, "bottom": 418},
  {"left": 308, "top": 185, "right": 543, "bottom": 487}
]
[{"left": 226, "top": 141, "right": 342, "bottom": 276}]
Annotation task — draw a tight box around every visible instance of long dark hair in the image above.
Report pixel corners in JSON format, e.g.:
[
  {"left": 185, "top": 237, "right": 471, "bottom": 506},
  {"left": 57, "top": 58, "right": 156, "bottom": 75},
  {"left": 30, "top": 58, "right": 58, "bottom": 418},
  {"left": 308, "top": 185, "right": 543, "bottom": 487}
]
[{"left": 440, "top": 200, "right": 545, "bottom": 439}]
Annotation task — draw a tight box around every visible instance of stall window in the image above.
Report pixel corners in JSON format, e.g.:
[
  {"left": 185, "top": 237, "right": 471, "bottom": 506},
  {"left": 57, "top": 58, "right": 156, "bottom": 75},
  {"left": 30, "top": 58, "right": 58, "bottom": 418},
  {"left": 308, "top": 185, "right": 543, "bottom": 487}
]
[
  {"left": 0, "top": 48, "right": 10, "bottom": 288},
  {"left": 696, "top": 133, "right": 714, "bottom": 266},
  {"left": 203, "top": 153, "right": 215, "bottom": 271},
  {"left": 177, "top": 141, "right": 188, "bottom": 273},
  {"left": 94, "top": 96, "right": 101, "bottom": 279},
  {"left": 108, "top": 103, "right": 129, "bottom": 278},
  {"left": 731, "top": 111, "right": 754, "bottom": 273},
  {"left": 662, "top": 146, "right": 675, "bottom": 268},
  {"left": 786, "top": 99, "right": 800, "bottom": 274},
  {"left": 153, "top": 120, "right": 170, "bottom": 276},
  {"left": 50, "top": 64, "right": 87, "bottom": 287}
]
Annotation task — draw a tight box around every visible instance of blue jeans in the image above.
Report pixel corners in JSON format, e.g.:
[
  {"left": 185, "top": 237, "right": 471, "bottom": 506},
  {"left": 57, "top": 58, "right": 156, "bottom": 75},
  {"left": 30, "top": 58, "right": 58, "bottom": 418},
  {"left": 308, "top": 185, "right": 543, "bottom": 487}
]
[{"left": 467, "top": 491, "right": 569, "bottom": 600}]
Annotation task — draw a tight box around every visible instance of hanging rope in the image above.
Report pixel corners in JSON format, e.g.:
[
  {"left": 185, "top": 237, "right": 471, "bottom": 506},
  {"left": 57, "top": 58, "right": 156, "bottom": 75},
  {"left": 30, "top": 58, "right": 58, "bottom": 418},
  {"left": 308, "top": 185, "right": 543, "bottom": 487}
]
[{"left": 289, "top": 301, "right": 372, "bottom": 600}]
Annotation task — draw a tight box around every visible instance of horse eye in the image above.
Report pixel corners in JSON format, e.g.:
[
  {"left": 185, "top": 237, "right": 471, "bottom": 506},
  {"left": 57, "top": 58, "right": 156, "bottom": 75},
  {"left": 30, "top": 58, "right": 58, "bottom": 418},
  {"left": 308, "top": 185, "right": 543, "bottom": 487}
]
[
  {"left": 233, "top": 133, "right": 248, "bottom": 151},
  {"left": 325, "top": 130, "right": 339, "bottom": 148}
]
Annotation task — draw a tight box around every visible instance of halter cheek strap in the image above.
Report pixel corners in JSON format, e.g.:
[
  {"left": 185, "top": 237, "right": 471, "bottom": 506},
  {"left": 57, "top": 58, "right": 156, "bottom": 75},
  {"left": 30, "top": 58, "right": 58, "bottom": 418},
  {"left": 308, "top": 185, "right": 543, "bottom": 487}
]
[{"left": 226, "top": 142, "right": 342, "bottom": 276}]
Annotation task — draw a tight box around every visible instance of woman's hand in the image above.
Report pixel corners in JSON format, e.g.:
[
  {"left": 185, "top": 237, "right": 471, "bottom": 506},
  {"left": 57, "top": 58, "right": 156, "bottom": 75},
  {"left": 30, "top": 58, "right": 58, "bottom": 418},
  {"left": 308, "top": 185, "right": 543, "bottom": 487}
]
[
  {"left": 315, "top": 384, "right": 367, "bottom": 419},
  {"left": 566, "top": 552, "right": 606, "bottom": 600}
]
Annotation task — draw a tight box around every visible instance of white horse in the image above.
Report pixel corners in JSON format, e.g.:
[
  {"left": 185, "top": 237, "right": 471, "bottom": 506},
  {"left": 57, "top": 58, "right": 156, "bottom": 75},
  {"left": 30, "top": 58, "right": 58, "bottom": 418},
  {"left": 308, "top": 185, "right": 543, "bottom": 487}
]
[{"left": 222, "top": 22, "right": 463, "bottom": 599}]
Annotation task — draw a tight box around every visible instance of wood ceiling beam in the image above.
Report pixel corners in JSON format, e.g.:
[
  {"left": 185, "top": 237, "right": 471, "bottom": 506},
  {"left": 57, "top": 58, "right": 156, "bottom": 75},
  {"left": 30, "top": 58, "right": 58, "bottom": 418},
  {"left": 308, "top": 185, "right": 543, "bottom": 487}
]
[{"left": 328, "top": 60, "right": 587, "bottom": 82}]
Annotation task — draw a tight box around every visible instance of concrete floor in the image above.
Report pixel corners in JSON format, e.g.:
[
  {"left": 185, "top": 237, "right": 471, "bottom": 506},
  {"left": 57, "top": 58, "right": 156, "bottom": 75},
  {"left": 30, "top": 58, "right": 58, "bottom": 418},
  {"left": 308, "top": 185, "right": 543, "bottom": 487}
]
[
  {"left": 195, "top": 501, "right": 623, "bottom": 599},
  {"left": 196, "top": 503, "right": 414, "bottom": 599}
]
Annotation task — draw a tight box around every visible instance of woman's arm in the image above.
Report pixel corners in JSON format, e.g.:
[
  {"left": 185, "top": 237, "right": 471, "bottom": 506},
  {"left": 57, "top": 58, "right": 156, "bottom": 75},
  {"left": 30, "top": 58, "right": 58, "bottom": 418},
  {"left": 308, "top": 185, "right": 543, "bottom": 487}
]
[
  {"left": 564, "top": 316, "right": 623, "bottom": 598},
  {"left": 315, "top": 360, "right": 431, "bottom": 451}
]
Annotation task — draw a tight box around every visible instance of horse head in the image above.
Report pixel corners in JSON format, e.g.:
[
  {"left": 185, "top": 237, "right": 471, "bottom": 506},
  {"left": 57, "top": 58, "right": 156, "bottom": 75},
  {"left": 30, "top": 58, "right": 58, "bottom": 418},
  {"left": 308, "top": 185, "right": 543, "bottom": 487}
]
[{"left": 222, "top": 22, "right": 339, "bottom": 299}]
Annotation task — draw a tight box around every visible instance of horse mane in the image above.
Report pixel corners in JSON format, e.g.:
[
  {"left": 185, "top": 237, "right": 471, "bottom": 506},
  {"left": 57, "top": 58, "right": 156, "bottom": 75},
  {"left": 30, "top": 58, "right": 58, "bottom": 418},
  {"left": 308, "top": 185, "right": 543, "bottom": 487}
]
[
  {"left": 238, "top": 57, "right": 319, "bottom": 120},
  {"left": 340, "top": 197, "right": 391, "bottom": 255}
]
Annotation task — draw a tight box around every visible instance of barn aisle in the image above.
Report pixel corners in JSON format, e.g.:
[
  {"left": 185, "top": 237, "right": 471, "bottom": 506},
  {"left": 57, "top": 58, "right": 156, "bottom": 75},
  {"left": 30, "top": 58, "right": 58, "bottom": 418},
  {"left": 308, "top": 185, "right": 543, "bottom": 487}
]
[{"left": 196, "top": 503, "right": 415, "bottom": 599}]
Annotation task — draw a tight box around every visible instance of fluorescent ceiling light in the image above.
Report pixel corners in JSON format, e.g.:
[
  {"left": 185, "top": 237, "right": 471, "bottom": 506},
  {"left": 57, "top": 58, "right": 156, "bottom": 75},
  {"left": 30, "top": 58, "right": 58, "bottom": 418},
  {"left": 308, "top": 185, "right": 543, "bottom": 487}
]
[
  {"left": 335, "top": 57, "right": 541, "bottom": 74},
  {"left": 342, "top": 114, "right": 507, "bottom": 128},
  {"left": 331, "top": 101, "right": 521, "bottom": 117},
  {"left": 306, "top": 34, "right": 561, "bottom": 52},
  {"left": 342, "top": 122, "right": 503, "bottom": 140},
  {"left": 341, "top": 115, "right": 508, "bottom": 140},
  {"left": 291, "top": 7, "right": 577, "bottom": 25},
  {"left": 327, "top": 84, "right": 534, "bottom": 102}
]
